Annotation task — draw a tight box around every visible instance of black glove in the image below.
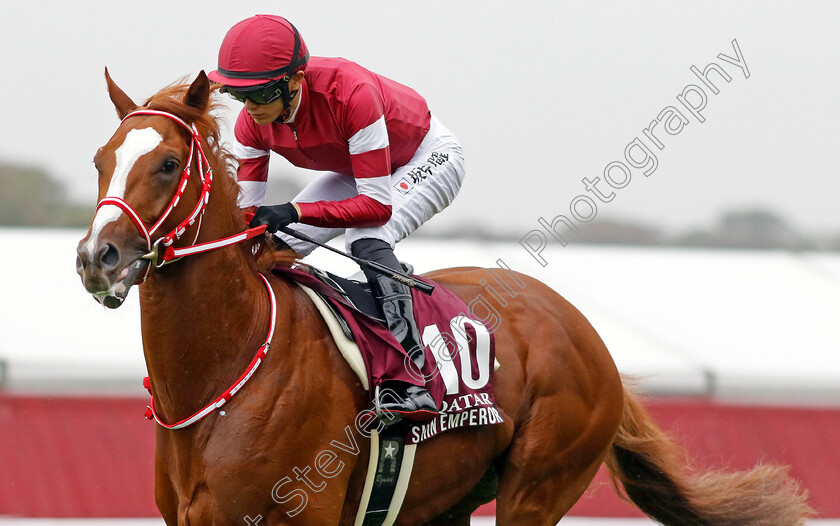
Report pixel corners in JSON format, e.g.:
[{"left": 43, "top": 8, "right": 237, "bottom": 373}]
[{"left": 249, "top": 203, "right": 299, "bottom": 233}]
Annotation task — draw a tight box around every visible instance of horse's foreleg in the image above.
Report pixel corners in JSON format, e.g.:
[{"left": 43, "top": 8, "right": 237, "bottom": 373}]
[{"left": 154, "top": 461, "right": 179, "bottom": 525}]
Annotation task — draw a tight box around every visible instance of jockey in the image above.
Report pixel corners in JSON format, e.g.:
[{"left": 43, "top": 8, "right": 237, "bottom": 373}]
[{"left": 208, "top": 15, "right": 465, "bottom": 423}]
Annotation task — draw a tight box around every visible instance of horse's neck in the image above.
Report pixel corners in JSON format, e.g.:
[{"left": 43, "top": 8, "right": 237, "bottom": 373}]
[{"left": 139, "top": 215, "right": 283, "bottom": 422}]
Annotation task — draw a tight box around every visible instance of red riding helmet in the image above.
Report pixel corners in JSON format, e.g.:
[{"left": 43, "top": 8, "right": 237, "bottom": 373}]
[{"left": 208, "top": 15, "right": 309, "bottom": 87}]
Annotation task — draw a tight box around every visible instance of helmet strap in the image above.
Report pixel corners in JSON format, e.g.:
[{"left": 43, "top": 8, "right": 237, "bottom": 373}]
[{"left": 272, "top": 79, "right": 298, "bottom": 123}]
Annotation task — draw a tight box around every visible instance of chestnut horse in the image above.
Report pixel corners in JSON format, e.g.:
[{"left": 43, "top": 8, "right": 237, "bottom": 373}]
[{"left": 76, "top": 70, "right": 812, "bottom": 525}]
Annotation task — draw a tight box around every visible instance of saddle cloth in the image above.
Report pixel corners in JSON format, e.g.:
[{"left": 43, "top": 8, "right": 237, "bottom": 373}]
[
  {"left": 276, "top": 265, "right": 504, "bottom": 526},
  {"left": 272, "top": 265, "right": 504, "bottom": 445}
]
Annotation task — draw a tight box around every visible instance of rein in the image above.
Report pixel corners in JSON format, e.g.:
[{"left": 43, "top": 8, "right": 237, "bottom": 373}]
[{"left": 102, "top": 109, "right": 276, "bottom": 429}]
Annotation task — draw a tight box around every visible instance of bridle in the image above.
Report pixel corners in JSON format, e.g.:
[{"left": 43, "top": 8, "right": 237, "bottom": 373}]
[
  {"left": 96, "top": 109, "right": 267, "bottom": 282},
  {"left": 98, "top": 108, "right": 277, "bottom": 430}
]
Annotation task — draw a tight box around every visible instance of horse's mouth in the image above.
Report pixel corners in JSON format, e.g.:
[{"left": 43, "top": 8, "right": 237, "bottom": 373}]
[{"left": 88, "top": 258, "right": 149, "bottom": 309}]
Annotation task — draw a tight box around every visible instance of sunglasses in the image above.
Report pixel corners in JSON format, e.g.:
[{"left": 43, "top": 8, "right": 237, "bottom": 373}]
[{"left": 222, "top": 78, "right": 287, "bottom": 105}]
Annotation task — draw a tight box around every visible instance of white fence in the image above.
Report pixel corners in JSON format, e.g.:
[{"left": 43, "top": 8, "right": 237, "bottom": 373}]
[{"left": 3, "top": 228, "right": 840, "bottom": 404}]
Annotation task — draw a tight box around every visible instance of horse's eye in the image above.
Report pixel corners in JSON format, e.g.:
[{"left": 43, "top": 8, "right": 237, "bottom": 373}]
[{"left": 162, "top": 160, "right": 179, "bottom": 173}]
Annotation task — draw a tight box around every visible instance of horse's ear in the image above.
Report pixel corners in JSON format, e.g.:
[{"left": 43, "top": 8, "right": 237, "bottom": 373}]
[
  {"left": 185, "top": 71, "right": 210, "bottom": 113},
  {"left": 105, "top": 67, "right": 137, "bottom": 120}
]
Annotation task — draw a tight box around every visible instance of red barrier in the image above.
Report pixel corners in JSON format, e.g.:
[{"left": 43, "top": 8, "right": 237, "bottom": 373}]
[
  {"left": 478, "top": 399, "right": 840, "bottom": 518},
  {"left": 1, "top": 394, "right": 837, "bottom": 518},
  {"left": 0, "top": 395, "right": 157, "bottom": 517}
]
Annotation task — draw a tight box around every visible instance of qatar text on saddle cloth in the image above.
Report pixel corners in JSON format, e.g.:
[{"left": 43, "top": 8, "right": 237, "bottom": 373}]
[{"left": 273, "top": 267, "right": 503, "bottom": 445}]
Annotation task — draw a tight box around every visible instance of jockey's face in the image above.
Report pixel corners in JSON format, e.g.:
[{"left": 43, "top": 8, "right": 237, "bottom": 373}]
[
  {"left": 243, "top": 96, "right": 286, "bottom": 125},
  {"left": 243, "top": 71, "right": 304, "bottom": 125}
]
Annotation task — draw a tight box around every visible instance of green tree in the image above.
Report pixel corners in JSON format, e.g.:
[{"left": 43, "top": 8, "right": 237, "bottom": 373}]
[{"left": 0, "top": 161, "right": 90, "bottom": 227}]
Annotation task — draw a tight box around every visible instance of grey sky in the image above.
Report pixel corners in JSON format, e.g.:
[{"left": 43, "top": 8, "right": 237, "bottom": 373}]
[{"left": 1, "top": 1, "right": 838, "bottom": 237}]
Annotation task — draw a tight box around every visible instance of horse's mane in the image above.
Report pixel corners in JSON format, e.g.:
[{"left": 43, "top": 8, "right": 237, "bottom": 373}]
[
  {"left": 143, "top": 81, "right": 239, "bottom": 213},
  {"left": 143, "top": 80, "right": 298, "bottom": 270}
]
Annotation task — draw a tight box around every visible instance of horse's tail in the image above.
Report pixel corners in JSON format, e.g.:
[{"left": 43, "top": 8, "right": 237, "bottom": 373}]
[{"left": 604, "top": 387, "right": 814, "bottom": 526}]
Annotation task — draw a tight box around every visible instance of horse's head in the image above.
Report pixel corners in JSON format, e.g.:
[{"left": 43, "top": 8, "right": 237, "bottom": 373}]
[{"left": 76, "top": 69, "right": 212, "bottom": 309}]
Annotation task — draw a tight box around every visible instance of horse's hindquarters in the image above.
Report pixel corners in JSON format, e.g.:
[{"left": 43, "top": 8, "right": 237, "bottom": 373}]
[{"left": 419, "top": 267, "right": 624, "bottom": 525}]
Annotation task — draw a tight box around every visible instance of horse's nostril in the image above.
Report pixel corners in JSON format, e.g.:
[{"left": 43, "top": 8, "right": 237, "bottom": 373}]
[{"left": 97, "top": 243, "right": 121, "bottom": 269}]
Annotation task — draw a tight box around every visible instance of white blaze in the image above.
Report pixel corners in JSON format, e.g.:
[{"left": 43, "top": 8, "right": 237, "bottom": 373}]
[{"left": 85, "top": 127, "right": 163, "bottom": 255}]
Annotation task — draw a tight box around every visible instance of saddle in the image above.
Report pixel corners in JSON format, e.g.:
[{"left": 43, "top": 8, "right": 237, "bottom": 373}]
[
  {"left": 304, "top": 265, "right": 387, "bottom": 337},
  {"left": 273, "top": 263, "right": 504, "bottom": 526},
  {"left": 277, "top": 263, "right": 503, "bottom": 422}
]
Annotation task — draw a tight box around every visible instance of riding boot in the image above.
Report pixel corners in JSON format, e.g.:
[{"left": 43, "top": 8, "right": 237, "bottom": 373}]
[
  {"left": 350, "top": 238, "right": 437, "bottom": 425},
  {"left": 369, "top": 273, "right": 437, "bottom": 424}
]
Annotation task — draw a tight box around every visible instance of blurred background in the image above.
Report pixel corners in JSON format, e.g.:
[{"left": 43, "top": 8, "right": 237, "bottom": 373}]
[{"left": 1, "top": 1, "right": 838, "bottom": 524}]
